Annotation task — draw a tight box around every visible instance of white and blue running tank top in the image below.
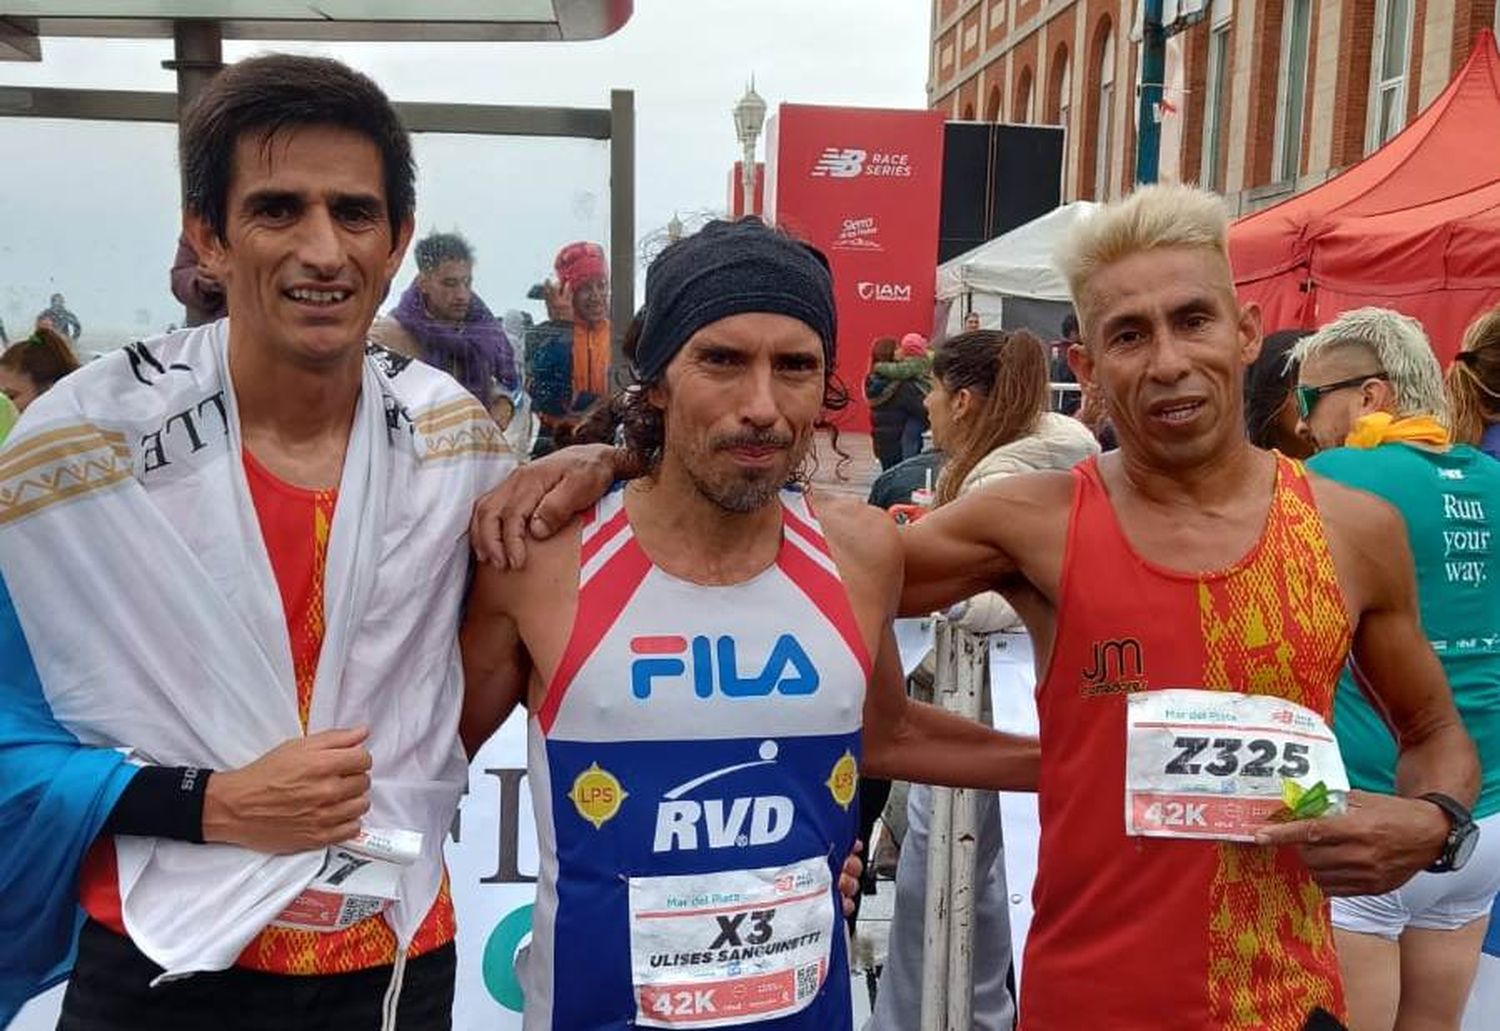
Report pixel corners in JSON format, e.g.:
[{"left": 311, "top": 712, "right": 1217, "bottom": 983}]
[{"left": 520, "top": 486, "right": 869, "bottom": 1029}]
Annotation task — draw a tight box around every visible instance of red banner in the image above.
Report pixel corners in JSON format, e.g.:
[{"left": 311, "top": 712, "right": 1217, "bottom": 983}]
[{"left": 764, "top": 104, "right": 946, "bottom": 430}]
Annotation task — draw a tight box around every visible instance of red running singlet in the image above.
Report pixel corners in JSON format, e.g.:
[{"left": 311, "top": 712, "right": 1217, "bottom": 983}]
[{"left": 1021, "top": 454, "right": 1351, "bottom": 1030}]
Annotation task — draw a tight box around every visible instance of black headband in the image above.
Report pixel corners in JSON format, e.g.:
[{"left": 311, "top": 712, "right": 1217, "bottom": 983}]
[{"left": 635, "top": 218, "right": 837, "bottom": 383}]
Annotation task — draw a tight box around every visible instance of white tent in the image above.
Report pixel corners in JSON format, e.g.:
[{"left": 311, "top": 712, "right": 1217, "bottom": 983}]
[{"left": 937, "top": 201, "right": 1100, "bottom": 303}]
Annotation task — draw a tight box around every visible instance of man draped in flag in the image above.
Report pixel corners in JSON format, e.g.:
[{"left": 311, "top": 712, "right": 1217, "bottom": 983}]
[{"left": 0, "top": 53, "right": 510, "bottom": 1030}]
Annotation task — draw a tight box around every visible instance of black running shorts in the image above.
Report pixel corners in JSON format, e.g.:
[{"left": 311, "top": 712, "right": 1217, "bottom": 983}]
[{"left": 58, "top": 919, "right": 456, "bottom": 1031}]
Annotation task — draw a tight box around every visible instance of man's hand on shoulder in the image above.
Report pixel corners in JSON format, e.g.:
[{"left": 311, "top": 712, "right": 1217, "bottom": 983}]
[
  {"left": 471, "top": 444, "right": 634, "bottom": 569},
  {"left": 202, "top": 727, "right": 372, "bottom": 854}
]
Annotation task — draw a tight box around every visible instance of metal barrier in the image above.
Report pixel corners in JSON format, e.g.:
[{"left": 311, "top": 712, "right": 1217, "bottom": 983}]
[{"left": 919, "top": 619, "right": 989, "bottom": 1030}]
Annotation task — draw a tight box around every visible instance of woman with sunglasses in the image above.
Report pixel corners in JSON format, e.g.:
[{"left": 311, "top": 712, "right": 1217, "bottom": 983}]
[{"left": 1447, "top": 305, "right": 1500, "bottom": 461}]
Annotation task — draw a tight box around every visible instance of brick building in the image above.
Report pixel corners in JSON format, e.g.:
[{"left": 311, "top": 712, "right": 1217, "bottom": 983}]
[{"left": 929, "top": 0, "right": 1500, "bottom": 212}]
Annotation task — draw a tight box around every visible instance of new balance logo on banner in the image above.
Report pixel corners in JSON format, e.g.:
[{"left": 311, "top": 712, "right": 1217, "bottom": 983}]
[
  {"left": 811, "top": 147, "right": 914, "bottom": 179},
  {"left": 811, "top": 147, "right": 866, "bottom": 178}
]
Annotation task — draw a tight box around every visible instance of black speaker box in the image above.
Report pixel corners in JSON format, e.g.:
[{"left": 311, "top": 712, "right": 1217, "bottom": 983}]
[{"left": 938, "top": 122, "right": 1064, "bottom": 263}]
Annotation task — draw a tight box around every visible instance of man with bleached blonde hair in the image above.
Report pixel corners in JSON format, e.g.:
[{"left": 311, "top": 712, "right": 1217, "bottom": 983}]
[
  {"left": 471, "top": 184, "right": 1481, "bottom": 1029},
  {"left": 1294, "top": 307, "right": 1500, "bottom": 1031},
  {"left": 1293, "top": 307, "right": 1449, "bottom": 453}
]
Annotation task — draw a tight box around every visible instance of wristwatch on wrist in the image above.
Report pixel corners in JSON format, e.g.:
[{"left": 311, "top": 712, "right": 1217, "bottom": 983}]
[{"left": 1420, "top": 792, "right": 1479, "bottom": 873}]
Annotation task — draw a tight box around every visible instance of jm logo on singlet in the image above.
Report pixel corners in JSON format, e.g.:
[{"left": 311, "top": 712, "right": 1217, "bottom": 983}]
[
  {"left": 653, "top": 740, "right": 795, "bottom": 853},
  {"left": 1081, "top": 637, "right": 1148, "bottom": 696},
  {"left": 629, "top": 634, "right": 819, "bottom": 700}
]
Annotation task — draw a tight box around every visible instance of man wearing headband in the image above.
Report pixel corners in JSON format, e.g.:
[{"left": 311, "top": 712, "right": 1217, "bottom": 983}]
[
  {"left": 459, "top": 218, "right": 1039, "bottom": 1028},
  {"left": 473, "top": 193, "right": 1479, "bottom": 1029},
  {"left": 525, "top": 241, "right": 612, "bottom": 452}
]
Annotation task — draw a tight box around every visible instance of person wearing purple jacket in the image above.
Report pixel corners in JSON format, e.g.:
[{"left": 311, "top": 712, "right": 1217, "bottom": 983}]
[{"left": 370, "top": 230, "right": 517, "bottom": 406}]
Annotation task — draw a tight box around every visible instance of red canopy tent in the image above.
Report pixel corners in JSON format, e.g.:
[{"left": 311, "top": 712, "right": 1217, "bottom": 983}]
[{"left": 1229, "top": 31, "right": 1500, "bottom": 361}]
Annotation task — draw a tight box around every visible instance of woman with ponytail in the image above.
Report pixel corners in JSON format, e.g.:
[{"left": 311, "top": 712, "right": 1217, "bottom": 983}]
[
  {"left": 870, "top": 328, "right": 1098, "bottom": 1031},
  {"left": 0, "top": 326, "right": 80, "bottom": 415},
  {"left": 927, "top": 327, "right": 1099, "bottom": 509},
  {"left": 1447, "top": 306, "right": 1500, "bottom": 460}
]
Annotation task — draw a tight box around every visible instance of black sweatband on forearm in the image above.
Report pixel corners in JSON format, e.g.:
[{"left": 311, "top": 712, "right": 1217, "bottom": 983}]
[{"left": 102, "top": 765, "right": 211, "bottom": 844}]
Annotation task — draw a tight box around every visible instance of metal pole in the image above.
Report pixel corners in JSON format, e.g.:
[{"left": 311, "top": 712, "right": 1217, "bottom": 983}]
[
  {"left": 920, "top": 619, "right": 957, "bottom": 1030},
  {"left": 741, "top": 137, "right": 757, "bottom": 216},
  {"left": 920, "top": 620, "right": 985, "bottom": 1029},
  {"left": 1135, "top": 0, "right": 1164, "bottom": 185},
  {"left": 609, "top": 88, "right": 636, "bottom": 381},
  {"left": 167, "top": 20, "right": 222, "bottom": 118},
  {"left": 945, "top": 629, "right": 985, "bottom": 1031}
]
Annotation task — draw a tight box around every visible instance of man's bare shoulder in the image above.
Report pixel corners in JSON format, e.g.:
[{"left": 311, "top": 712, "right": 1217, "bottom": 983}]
[
  {"left": 807, "top": 490, "right": 899, "bottom": 554},
  {"left": 1305, "top": 468, "right": 1408, "bottom": 548},
  {"left": 471, "top": 519, "right": 584, "bottom": 616},
  {"left": 806, "top": 490, "right": 902, "bottom": 576}
]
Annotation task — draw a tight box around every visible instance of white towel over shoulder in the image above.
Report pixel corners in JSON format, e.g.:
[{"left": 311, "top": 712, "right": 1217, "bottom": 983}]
[{"left": 0, "top": 320, "right": 512, "bottom": 976}]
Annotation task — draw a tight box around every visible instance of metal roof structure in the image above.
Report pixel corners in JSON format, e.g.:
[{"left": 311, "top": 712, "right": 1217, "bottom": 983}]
[{"left": 0, "top": 1, "right": 631, "bottom": 59}]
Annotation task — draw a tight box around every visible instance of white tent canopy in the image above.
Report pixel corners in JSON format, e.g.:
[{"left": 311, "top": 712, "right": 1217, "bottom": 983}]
[{"left": 936, "top": 201, "right": 1101, "bottom": 303}]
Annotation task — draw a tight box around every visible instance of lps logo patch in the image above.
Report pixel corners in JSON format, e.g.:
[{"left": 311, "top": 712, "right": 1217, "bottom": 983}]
[
  {"left": 832, "top": 216, "right": 883, "bottom": 252},
  {"left": 569, "top": 761, "right": 627, "bottom": 828},
  {"left": 653, "top": 739, "right": 795, "bottom": 853},
  {"left": 810, "top": 147, "right": 866, "bottom": 178},
  {"left": 857, "top": 281, "right": 912, "bottom": 303},
  {"left": 630, "top": 634, "right": 819, "bottom": 700},
  {"left": 825, "top": 751, "right": 858, "bottom": 810}
]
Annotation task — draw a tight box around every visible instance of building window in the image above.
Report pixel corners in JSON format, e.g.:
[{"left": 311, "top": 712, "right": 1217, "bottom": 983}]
[
  {"left": 1200, "top": 0, "right": 1232, "bottom": 191},
  {"left": 1095, "top": 28, "right": 1116, "bottom": 200},
  {"left": 985, "top": 84, "right": 1002, "bottom": 120},
  {"left": 1015, "top": 66, "right": 1035, "bottom": 122},
  {"left": 963, "top": 101, "right": 976, "bottom": 120},
  {"left": 1273, "top": 0, "right": 1312, "bottom": 184},
  {"left": 1367, "top": 0, "right": 1413, "bottom": 150},
  {"left": 1046, "top": 46, "right": 1070, "bottom": 123}
]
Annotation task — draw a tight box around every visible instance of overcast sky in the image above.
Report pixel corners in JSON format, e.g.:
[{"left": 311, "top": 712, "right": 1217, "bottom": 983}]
[{"left": 0, "top": 0, "right": 929, "bottom": 348}]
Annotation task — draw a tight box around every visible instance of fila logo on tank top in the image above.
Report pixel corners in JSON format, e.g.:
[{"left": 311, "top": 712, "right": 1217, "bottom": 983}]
[{"left": 522, "top": 487, "right": 870, "bottom": 1030}]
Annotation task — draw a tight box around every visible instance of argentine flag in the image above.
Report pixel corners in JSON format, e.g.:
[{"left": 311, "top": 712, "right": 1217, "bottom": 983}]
[{"left": 0, "top": 574, "right": 136, "bottom": 1027}]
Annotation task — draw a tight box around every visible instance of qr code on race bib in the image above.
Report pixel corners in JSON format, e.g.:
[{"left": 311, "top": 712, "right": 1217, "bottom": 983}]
[
  {"left": 796, "top": 962, "right": 821, "bottom": 1001},
  {"left": 337, "top": 895, "right": 388, "bottom": 926}
]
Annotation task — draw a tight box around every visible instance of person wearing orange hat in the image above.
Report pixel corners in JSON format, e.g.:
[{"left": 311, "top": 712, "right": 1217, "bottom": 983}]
[{"left": 525, "top": 242, "right": 612, "bottom": 453}]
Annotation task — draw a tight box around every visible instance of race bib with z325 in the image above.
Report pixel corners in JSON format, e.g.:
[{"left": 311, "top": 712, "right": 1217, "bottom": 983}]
[{"left": 1125, "top": 689, "right": 1349, "bottom": 841}]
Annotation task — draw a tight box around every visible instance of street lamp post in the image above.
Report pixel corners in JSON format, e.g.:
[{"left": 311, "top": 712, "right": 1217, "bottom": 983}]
[{"left": 733, "top": 78, "right": 767, "bottom": 217}]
